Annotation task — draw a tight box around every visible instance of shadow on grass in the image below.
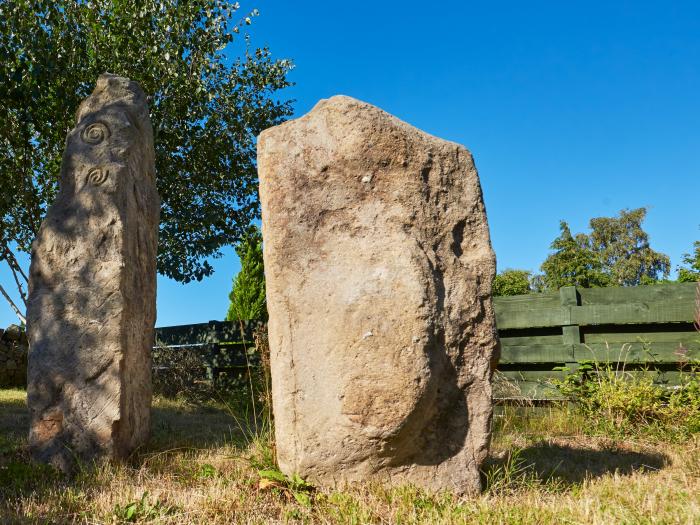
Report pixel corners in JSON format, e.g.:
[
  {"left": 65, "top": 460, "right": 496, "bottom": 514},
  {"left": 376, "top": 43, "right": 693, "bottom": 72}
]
[
  {"left": 0, "top": 390, "right": 60, "bottom": 501},
  {"left": 0, "top": 389, "right": 255, "bottom": 455},
  {"left": 0, "top": 389, "right": 29, "bottom": 457},
  {"left": 0, "top": 389, "right": 260, "bottom": 497},
  {"left": 484, "top": 440, "right": 670, "bottom": 489},
  {"left": 146, "top": 397, "right": 256, "bottom": 452}
]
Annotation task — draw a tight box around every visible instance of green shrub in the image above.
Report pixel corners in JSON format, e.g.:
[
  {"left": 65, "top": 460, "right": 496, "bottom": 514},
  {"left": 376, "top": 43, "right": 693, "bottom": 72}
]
[
  {"left": 677, "top": 240, "right": 700, "bottom": 282},
  {"left": 227, "top": 228, "right": 267, "bottom": 322},
  {"left": 493, "top": 269, "right": 532, "bottom": 296}
]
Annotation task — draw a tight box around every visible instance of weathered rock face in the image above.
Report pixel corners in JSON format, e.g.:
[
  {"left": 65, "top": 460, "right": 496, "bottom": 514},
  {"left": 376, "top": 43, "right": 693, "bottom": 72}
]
[
  {"left": 26, "top": 74, "right": 159, "bottom": 471},
  {"left": 258, "top": 96, "right": 499, "bottom": 495}
]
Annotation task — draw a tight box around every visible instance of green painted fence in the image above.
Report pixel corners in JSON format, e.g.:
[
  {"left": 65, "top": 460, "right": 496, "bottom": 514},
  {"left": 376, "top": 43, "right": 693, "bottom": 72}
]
[
  {"left": 153, "top": 320, "right": 264, "bottom": 386},
  {"left": 154, "top": 283, "right": 699, "bottom": 400},
  {"left": 494, "top": 282, "right": 700, "bottom": 400}
]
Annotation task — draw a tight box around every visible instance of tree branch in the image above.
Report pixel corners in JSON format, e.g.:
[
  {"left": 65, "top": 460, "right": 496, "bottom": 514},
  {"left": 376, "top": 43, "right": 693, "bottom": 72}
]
[
  {"left": 0, "top": 282, "right": 26, "bottom": 325},
  {"left": 4, "top": 247, "right": 28, "bottom": 284},
  {"left": 6, "top": 258, "right": 28, "bottom": 308},
  {"left": 1, "top": 244, "right": 29, "bottom": 307}
]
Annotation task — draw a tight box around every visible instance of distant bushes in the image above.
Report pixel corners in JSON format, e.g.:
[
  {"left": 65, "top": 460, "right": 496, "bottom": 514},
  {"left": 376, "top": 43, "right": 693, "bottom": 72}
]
[
  {"left": 152, "top": 343, "right": 260, "bottom": 402},
  {"left": 151, "top": 344, "right": 216, "bottom": 401}
]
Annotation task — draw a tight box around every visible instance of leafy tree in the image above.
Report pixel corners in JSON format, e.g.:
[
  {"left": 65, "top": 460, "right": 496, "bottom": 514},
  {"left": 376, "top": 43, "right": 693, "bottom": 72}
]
[
  {"left": 493, "top": 269, "right": 532, "bottom": 296},
  {"left": 678, "top": 240, "right": 700, "bottom": 282},
  {"left": 540, "top": 221, "right": 610, "bottom": 289},
  {"left": 541, "top": 209, "right": 670, "bottom": 289},
  {"left": 588, "top": 208, "right": 670, "bottom": 286},
  {"left": 226, "top": 227, "right": 266, "bottom": 322},
  {"left": 0, "top": 0, "right": 292, "bottom": 321},
  {"left": 529, "top": 273, "right": 547, "bottom": 293}
]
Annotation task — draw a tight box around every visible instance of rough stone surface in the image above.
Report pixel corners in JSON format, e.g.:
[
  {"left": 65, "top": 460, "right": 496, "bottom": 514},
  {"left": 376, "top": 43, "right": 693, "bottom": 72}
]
[
  {"left": 26, "top": 74, "right": 159, "bottom": 471},
  {"left": 258, "top": 95, "right": 499, "bottom": 495}
]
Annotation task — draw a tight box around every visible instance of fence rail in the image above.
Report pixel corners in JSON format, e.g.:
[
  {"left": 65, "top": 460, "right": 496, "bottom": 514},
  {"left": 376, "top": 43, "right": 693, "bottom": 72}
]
[
  {"left": 494, "top": 282, "right": 699, "bottom": 400},
  {"left": 155, "top": 320, "right": 262, "bottom": 347},
  {"left": 153, "top": 320, "right": 264, "bottom": 383},
  {"left": 153, "top": 283, "right": 699, "bottom": 400}
]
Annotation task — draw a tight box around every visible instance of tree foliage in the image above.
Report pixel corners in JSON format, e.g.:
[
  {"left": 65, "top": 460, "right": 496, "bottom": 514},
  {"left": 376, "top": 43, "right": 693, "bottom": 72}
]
[
  {"left": 0, "top": 0, "right": 292, "bottom": 286},
  {"left": 493, "top": 269, "right": 532, "bottom": 296},
  {"left": 540, "top": 208, "right": 670, "bottom": 290},
  {"left": 588, "top": 208, "right": 670, "bottom": 286},
  {"left": 541, "top": 221, "right": 610, "bottom": 289},
  {"left": 677, "top": 240, "right": 700, "bottom": 282},
  {"left": 226, "top": 227, "right": 266, "bottom": 322}
]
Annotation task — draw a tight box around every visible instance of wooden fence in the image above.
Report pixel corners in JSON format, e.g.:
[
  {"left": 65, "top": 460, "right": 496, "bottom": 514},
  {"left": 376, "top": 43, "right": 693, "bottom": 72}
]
[
  {"left": 494, "top": 282, "right": 699, "bottom": 400},
  {"left": 154, "top": 283, "right": 699, "bottom": 399},
  {"left": 154, "top": 320, "right": 264, "bottom": 384}
]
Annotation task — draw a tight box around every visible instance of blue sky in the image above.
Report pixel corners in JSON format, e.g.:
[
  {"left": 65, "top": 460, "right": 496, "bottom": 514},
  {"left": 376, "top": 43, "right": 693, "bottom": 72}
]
[{"left": 1, "top": 1, "right": 699, "bottom": 328}]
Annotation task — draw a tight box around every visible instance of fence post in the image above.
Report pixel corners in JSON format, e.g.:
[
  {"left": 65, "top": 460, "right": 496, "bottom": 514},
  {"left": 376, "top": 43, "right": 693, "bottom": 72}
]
[{"left": 560, "top": 286, "right": 581, "bottom": 372}]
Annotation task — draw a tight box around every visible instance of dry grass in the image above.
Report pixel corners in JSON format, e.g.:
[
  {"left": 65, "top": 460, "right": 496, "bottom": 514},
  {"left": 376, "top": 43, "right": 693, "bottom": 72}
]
[{"left": 1, "top": 389, "right": 698, "bottom": 524}]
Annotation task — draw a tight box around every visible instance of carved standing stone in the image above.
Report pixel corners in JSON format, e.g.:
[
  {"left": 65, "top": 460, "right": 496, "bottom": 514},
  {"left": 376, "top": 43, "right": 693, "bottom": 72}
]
[
  {"left": 258, "top": 96, "right": 499, "bottom": 495},
  {"left": 27, "top": 74, "right": 159, "bottom": 471}
]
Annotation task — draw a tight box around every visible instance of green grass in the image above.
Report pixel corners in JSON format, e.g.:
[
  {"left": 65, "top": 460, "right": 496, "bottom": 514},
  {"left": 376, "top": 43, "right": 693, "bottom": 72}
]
[{"left": 1, "top": 389, "right": 698, "bottom": 524}]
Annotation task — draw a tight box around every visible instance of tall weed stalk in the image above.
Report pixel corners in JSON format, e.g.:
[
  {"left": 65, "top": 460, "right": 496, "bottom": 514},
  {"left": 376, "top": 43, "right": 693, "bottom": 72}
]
[{"left": 218, "top": 320, "right": 276, "bottom": 469}]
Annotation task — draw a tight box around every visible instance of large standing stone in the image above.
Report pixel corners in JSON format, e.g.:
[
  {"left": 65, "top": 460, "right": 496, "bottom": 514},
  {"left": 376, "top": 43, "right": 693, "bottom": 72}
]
[
  {"left": 258, "top": 96, "right": 499, "bottom": 495},
  {"left": 26, "top": 74, "right": 159, "bottom": 471}
]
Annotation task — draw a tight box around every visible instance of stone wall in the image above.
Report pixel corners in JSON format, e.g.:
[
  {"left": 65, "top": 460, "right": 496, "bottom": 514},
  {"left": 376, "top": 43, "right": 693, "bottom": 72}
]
[{"left": 0, "top": 324, "right": 28, "bottom": 388}]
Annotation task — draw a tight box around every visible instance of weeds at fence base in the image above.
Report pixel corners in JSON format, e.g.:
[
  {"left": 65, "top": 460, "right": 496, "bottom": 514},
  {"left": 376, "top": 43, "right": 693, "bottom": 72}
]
[{"left": 550, "top": 349, "right": 700, "bottom": 440}]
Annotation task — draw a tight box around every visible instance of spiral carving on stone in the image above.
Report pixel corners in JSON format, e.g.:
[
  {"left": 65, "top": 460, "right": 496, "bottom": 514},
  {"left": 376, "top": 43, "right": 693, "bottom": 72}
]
[
  {"left": 81, "top": 122, "right": 110, "bottom": 145},
  {"left": 86, "top": 168, "right": 109, "bottom": 186}
]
